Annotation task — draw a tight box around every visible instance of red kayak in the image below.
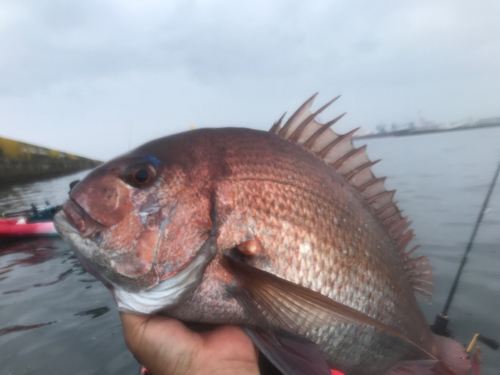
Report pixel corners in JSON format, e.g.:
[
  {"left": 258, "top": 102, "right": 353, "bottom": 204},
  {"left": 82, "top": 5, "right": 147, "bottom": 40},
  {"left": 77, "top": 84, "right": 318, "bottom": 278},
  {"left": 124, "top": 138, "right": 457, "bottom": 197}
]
[
  {"left": 0, "top": 218, "right": 57, "bottom": 238},
  {"left": 138, "top": 366, "right": 346, "bottom": 374}
]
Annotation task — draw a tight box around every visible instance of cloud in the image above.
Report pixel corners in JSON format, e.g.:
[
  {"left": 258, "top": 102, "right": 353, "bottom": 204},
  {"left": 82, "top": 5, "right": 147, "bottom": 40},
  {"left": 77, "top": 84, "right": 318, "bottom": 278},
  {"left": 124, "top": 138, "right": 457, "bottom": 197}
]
[{"left": 0, "top": 0, "right": 499, "bottom": 159}]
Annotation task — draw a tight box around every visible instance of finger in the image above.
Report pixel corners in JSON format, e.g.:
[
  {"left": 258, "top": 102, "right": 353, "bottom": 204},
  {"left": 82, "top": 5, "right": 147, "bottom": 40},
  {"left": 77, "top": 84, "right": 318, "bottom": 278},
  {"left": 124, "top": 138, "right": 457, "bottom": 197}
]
[
  {"left": 202, "top": 325, "right": 258, "bottom": 362},
  {"left": 197, "top": 326, "right": 260, "bottom": 375},
  {"left": 119, "top": 312, "right": 201, "bottom": 375}
]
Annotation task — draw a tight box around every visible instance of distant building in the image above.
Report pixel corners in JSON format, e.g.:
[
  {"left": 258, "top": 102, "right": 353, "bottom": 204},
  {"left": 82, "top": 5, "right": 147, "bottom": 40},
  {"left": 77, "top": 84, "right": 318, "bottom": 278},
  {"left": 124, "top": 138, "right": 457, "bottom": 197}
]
[
  {"left": 442, "top": 118, "right": 473, "bottom": 129},
  {"left": 418, "top": 117, "right": 440, "bottom": 131},
  {"left": 376, "top": 124, "right": 387, "bottom": 134}
]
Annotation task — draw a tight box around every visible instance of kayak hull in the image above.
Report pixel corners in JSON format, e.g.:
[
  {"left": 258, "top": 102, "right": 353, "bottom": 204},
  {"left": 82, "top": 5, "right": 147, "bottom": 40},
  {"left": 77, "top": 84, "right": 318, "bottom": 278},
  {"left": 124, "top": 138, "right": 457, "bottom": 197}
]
[{"left": 0, "top": 218, "right": 57, "bottom": 238}]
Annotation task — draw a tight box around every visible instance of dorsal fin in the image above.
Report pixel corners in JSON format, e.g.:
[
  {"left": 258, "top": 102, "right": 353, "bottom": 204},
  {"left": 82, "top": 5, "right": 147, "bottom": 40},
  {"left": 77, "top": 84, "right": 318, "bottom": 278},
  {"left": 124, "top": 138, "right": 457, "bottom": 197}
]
[
  {"left": 288, "top": 96, "right": 340, "bottom": 142},
  {"left": 270, "top": 95, "right": 433, "bottom": 303},
  {"left": 270, "top": 112, "right": 287, "bottom": 134}
]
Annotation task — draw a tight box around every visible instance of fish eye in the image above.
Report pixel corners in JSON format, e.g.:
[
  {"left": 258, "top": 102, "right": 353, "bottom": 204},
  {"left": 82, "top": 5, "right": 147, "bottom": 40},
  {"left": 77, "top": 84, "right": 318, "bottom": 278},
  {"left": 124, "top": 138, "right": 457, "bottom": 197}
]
[
  {"left": 134, "top": 169, "right": 149, "bottom": 183},
  {"left": 122, "top": 162, "right": 156, "bottom": 188}
]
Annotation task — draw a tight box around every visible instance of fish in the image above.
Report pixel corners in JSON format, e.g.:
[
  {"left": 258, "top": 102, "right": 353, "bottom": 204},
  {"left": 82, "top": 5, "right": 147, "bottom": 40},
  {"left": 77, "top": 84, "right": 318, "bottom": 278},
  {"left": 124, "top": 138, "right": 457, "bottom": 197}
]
[{"left": 54, "top": 94, "right": 471, "bottom": 375}]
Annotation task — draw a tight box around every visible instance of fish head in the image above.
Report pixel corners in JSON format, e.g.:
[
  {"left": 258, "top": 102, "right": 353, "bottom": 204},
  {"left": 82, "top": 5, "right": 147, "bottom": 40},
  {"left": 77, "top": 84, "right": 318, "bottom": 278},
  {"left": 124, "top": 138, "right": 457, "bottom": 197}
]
[{"left": 55, "top": 137, "right": 217, "bottom": 300}]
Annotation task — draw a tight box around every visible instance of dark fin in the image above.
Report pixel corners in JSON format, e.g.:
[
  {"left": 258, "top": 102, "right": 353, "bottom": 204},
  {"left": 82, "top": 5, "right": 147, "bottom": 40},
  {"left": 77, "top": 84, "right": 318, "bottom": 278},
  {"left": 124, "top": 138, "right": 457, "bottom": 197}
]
[
  {"left": 226, "top": 254, "right": 436, "bottom": 360},
  {"left": 258, "top": 350, "right": 285, "bottom": 375},
  {"left": 270, "top": 95, "right": 433, "bottom": 302},
  {"left": 433, "top": 335, "right": 471, "bottom": 375},
  {"left": 385, "top": 360, "right": 436, "bottom": 375},
  {"left": 246, "top": 328, "right": 331, "bottom": 375}
]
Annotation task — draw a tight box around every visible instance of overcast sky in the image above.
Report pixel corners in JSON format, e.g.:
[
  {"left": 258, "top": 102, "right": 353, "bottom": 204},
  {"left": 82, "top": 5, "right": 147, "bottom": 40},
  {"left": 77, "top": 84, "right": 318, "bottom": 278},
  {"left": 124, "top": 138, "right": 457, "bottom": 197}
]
[{"left": 1, "top": 0, "right": 499, "bottom": 160}]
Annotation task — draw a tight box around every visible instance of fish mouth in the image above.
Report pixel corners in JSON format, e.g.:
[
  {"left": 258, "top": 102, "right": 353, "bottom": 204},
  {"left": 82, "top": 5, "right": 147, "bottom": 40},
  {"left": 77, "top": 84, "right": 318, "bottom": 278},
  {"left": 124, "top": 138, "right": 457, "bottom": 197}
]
[
  {"left": 53, "top": 212, "right": 114, "bottom": 289},
  {"left": 62, "top": 199, "right": 105, "bottom": 238},
  {"left": 55, "top": 211, "right": 193, "bottom": 294}
]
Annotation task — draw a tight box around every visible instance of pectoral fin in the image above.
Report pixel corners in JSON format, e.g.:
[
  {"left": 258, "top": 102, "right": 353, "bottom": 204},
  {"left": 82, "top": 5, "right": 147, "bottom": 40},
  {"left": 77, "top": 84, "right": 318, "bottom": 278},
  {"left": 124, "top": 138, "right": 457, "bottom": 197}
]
[
  {"left": 225, "top": 253, "right": 436, "bottom": 361},
  {"left": 247, "top": 328, "right": 331, "bottom": 375}
]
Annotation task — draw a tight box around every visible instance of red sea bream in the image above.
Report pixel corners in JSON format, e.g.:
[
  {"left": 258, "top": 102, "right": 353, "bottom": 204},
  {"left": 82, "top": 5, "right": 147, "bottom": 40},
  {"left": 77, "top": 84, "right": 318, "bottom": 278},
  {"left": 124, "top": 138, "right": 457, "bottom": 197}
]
[{"left": 54, "top": 94, "right": 471, "bottom": 375}]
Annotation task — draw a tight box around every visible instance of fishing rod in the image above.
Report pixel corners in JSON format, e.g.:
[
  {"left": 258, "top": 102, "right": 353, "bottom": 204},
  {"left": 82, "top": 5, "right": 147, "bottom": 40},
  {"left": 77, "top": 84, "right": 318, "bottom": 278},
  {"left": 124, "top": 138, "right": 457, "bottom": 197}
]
[
  {"left": 0, "top": 203, "right": 42, "bottom": 218},
  {"left": 1, "top": 208, "right": 33, "bottom": 218},
  {"left": 431, "top": 156, "right": 500, "bottom": 352},
  {"left": 1, "top": 202, "right": 59, "bottom": 220}
]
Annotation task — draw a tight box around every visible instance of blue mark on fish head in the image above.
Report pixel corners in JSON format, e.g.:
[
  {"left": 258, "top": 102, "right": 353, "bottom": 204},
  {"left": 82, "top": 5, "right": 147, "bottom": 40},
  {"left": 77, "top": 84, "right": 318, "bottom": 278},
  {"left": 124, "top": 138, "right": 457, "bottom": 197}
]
[{"left": 142, "top": 154, "right": 161, "bottom": 166}]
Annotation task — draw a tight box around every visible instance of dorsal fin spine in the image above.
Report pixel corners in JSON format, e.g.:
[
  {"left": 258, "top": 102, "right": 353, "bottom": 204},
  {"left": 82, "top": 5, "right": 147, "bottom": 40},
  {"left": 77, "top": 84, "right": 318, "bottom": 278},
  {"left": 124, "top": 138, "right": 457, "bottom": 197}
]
[
  {"left": 270, "top": 95, "right": 432, "bottom": 303},
  {"left": 303, "top": 113, "right": 346, "bottom": 149},
  {"left": 397, "top": 230, "right": 415, "bottom": 252},
  {"left": 289, "top": 96, "right": 340, "bottom": 142},
  {"left": 367, "top": 189, "right": 396, "bottom": 205},
  {"left": 344, "top": 162, "right": 382, "bottom": 183},
  {"left": 389, "top": 218, "right": 412, "bottom": 238},
  {"left": 270, "top": 112, "right": 287, "bottom": 134},
  {"left": 332, "top": 145, "right": 367, "bottom": 169},
  {"left": 382, "top": 210, "right": 403, "bottom": 226},
  {"left": 404, "top": 245, "right": 420, "bottom": 258},
  {"left": 318, "top": 127, "right": 359, "bottom": 158},
  {"left": 278, "top": 93, "right": 318, "bottom": 137},
  {"left": 376, "top": 201, "right": 399, "bottom": 216}
]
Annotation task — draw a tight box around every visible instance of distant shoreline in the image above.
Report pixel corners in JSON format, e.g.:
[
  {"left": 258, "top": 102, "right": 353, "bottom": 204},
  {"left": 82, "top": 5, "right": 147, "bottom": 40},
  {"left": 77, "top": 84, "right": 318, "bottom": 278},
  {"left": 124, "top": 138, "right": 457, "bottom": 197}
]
[
  {"left": 0, "top": 136, "right": 101, "bottom": 188},
  {"left": 354, "top": 121, "right": 500, "bottom": 140}
]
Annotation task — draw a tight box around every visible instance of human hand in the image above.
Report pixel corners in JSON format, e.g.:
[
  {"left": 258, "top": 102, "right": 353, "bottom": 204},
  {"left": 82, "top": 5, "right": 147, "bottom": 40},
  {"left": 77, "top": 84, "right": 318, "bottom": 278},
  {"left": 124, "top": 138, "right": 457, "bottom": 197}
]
[{"left": 120, "top": 312, "right": 260, "bottom": 375}]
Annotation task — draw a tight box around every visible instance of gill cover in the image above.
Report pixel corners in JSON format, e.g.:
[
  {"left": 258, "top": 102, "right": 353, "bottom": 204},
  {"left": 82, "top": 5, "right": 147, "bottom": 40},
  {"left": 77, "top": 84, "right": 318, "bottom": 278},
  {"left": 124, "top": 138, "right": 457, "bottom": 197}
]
[{"left": 59, "top": 148, "right": 215, "bottom": 292}]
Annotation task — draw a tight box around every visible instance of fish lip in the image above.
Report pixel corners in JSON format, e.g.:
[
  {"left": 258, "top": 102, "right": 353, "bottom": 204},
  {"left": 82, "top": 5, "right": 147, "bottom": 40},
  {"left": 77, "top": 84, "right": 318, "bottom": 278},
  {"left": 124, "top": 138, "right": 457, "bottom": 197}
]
[
  {"left": 56, "top": 210, "right": 169, "bottom": 293},
  {"left": 62, "top": 199, "right": 105, "bottom": 238},
  {"left": 54, "top": 212, "right": 114, "bottom": 290},
  {"left": 53, "top": 211, "right": 79, "bottom": 234}
]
